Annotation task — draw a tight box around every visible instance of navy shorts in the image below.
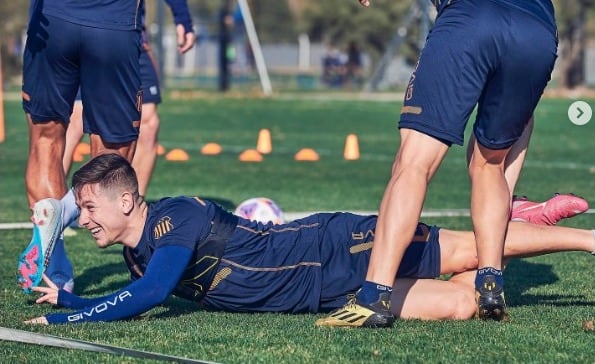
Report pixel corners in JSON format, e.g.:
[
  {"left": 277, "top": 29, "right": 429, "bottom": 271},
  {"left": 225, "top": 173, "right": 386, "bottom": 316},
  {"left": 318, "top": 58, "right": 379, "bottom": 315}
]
[
  {"left": 75, "top": 42, "right": 161, "bottom": 105},
  {"left": 22, "top": 14, "right": 142, "bottom": 143},
  {"left": 318, "top": 214, "right": 440, "bottom": 311},
  {"left": 140, "top": 43, "right": 162, "bottom": 104},
  {"left": 399, "top": 0, "right": 557, "bottom": 149}
]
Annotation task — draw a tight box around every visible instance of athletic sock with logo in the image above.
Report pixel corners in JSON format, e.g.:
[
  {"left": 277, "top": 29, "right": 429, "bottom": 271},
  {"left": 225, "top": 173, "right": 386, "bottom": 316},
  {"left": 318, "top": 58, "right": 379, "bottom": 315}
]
[
  {"left": 357, "top": 280, "right": 393, "bottom": 305},
  {"left": 475, "top": 267, "right": 504, "bottom": 290}
]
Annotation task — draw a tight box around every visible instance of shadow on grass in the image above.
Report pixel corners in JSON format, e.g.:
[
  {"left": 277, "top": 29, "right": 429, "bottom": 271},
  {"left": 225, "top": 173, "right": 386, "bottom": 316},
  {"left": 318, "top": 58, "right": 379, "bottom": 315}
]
[
  {"left": 75, "top": 261, "right": 130, "bottom": 295},
  {"left": 506, "top": 259, "right": 594, "bottom": 307}
]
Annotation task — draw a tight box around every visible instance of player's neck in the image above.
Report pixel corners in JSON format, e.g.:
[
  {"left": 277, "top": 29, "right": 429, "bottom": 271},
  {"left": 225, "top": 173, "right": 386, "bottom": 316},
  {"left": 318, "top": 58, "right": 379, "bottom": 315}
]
[{"left": 121, "top": 199, "right": 148, "bottom": 249}]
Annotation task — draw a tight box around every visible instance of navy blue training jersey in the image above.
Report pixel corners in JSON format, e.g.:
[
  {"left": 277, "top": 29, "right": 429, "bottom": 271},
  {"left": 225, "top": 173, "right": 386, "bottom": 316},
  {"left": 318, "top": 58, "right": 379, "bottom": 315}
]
[{"left": 32, "top": 0, "right": 143, "bottom": 31}]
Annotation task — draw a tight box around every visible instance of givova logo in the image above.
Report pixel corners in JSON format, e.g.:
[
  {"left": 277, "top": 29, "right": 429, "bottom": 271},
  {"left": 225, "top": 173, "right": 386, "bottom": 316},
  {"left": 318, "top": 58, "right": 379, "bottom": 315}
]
[{"left": 67, "top": 291, "right": 133, "bottom": 322}]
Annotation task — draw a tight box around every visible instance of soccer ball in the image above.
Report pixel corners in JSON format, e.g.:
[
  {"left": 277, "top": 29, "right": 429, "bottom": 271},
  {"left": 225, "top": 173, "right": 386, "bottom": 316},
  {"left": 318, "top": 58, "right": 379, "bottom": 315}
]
[{"left": 234, "top": 197, "right": 285, "bottom": 224}]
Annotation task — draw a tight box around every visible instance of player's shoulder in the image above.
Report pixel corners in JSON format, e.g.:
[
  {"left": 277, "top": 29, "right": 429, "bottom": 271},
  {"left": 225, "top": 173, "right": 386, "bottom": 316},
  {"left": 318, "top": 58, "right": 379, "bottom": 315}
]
[
  {"left": 146, "top": 196, "right": 214, "bottom": 239},
  {"left": 148, "top": 196, "right": 211, "bottom": 221},
  {"left": 150, "top": 196, "right": 211, "bottom": 211}
]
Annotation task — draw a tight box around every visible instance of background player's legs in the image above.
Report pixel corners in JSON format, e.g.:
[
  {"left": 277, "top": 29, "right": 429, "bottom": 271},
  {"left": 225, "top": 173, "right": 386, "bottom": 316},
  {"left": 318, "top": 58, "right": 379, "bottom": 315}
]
[
  {"left": 438, "top": 222, "right": 595, "bottom": 275},
  {"left": 64, "top": 102, "right": 154, "bottom": 196},
  {"left": 132, "top": 103, "right": 159, "bottom": 196},
  {"left": 63, "top": 101, "right": 84, "bottom": 175},
  {"left": 89, "top": 134, "right": 137, "bottom": 161},
  {"left": 468, "top": 117, "right": 534, "bottom": 196}
]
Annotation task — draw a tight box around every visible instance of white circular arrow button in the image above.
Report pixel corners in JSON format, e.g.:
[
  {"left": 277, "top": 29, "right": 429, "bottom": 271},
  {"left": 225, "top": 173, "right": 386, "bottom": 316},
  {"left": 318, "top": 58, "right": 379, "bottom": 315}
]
[{"left": 568, "top": 101, "right": 592, "bottom": 126}]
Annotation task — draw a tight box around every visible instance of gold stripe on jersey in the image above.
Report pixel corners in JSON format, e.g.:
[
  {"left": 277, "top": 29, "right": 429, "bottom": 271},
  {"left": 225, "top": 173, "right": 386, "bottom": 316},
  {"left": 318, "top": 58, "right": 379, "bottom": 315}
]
[
  {"left": 179, "top": 255, "right": 221, "bottom": 297},
  {"left": 401, "top": 105, "right": 422, "bottom": 115},
  {"left": 154, "top": 216, "right": 173, "bottom": 239},
  {"left": 237, "top": 222, "right": 320, "bottom": 235},
  {"left": 221, "top": 258, "right": 320, "bottom": 272},
  {"left": 193, "top": 196, "right": 207, "bottom": 206},
  {"left": 209, "top": 267, "right": 232, "bottom": 290},
  {"left": 350, "top": 242, "right": 373, "bottom": 254}
]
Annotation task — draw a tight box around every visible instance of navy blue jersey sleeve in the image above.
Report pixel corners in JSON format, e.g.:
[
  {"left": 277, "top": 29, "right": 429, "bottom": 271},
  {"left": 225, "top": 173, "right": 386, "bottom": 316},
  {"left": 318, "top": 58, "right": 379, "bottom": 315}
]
[
  {"left": 45, "top": 245, "right": 193, "bottom": 324},
  {"left": 165, "top": 0, "right": 193, "bottom": 33}
]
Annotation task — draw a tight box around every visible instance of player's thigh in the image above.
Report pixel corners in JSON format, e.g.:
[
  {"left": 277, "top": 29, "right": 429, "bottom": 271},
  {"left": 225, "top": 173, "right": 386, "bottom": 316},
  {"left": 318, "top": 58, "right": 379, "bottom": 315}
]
[
  {"left": 399, "top": 1, "right": 500, "bottom": 147},
  {"left": 22, "top": 15, "right": 80, "bottom": 123},
  {"left": 473, "top": 10, "right": 557, "bottom": 149},
  {"left": 79, "top": 27, "right": 141, "bottom": 143}
]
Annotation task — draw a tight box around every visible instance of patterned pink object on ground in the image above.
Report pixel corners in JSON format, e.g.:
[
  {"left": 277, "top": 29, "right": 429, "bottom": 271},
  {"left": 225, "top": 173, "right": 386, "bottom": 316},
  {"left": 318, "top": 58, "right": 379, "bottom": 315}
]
[{"left": 511, "top": 193, "right": 589, "bottom": 225}]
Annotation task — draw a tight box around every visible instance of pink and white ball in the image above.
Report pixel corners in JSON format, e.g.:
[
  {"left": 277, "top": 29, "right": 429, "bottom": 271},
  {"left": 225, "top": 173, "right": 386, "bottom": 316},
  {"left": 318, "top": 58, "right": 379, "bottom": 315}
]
[{"left": 234, "top": 197, "right": 285, "bottom": 224}]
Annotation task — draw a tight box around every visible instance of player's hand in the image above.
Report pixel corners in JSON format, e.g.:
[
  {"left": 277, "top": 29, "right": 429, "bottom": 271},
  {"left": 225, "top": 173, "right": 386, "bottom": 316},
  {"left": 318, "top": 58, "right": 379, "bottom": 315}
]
[
  {"left": 358, "top": 0, "right": 370, "bottom": 7},
  {"left": 24, "top": 316, "right": 49, "bottom": 325},
  {"left": 176, "top": 24, "right": 196, "bottom": 54},
  {"left": 30, "top": 274, "right": 59, "bottom": 305}
]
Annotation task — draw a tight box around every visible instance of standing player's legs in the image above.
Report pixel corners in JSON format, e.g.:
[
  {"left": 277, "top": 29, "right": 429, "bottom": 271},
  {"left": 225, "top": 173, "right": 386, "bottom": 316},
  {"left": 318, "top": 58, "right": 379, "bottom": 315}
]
[
  {"left": 132, "top": 44, "right": 162, "bottom": 196},
  {"left": 468, "top": 141, "right": 511, "bottom": 321},
  {"left": 316, "top": 1, "right": 487, "bottom": 328}
]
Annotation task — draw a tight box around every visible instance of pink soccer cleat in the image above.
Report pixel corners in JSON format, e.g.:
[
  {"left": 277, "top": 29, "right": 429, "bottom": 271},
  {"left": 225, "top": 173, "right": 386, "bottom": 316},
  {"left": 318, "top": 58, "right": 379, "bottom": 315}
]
[{"left": 511, "top": 193, "right": 589, "bottom": 225}]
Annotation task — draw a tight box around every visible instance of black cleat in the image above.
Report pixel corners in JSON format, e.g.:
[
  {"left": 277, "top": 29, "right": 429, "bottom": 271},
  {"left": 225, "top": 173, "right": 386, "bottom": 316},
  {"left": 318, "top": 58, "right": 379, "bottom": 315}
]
[{"left": 475, "top": 274, "right": 507, "bottom": 321}]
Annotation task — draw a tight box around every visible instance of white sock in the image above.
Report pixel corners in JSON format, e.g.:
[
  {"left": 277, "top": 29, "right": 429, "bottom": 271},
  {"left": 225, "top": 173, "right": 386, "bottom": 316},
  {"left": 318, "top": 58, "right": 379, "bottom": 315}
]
[
  {"left": 591, "top": 230, "right": 595, "bottom": 255},
  {"left": 60, "top": 189, "right": 80, "bottom": 229}
]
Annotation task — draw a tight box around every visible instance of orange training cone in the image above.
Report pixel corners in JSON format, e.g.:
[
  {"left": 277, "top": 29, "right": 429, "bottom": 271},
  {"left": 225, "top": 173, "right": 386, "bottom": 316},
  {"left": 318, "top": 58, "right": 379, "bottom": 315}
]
[
  {"left": 239, "top": 149, "right": 263, "bottom": 162},
  {"left": 294, "top": 148, "right": 319, "bottom": 162},
  {"left": 343, "top": 134, "right": 360, "bottom": 160},
  {"left": 256, "top": 128, "right": 272, "bottom": 154},
  {"left": 75, "top": 142, "right": 91, "bottom": 156},
  {"left": 72, "top": 152, "right": 85, "bottom": 162},
  {"left": 156, "top": 144, "right": 166, "bottom": 156},
  {"left": 72, "top": 142, "right": 90, "bottom": 162},
  {"left": 165, "top": 148, "right": 189, "bottom": 161},
  {"left": 201, "top": 142, "right": 222, "bottom": 155}
]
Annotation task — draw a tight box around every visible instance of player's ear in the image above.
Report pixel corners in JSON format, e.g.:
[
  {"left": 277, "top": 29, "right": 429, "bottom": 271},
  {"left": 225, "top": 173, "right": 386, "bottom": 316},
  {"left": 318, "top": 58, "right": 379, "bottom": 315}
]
[{"left": 120, "top": 191, "right": 135, "bottom": 215}]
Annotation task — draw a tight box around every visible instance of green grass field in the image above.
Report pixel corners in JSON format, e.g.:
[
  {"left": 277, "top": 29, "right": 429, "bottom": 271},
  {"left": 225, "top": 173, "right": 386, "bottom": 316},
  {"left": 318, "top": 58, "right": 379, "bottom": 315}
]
[{"left": 0, "top": 93, "right": 594, "bottom": 363}]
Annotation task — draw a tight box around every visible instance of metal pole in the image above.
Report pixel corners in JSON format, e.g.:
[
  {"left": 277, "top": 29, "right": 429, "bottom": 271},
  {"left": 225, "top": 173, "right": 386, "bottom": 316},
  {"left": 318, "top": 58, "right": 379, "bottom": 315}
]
[{"left": 237, "top": 0, "right": 272, "bottom": 95}]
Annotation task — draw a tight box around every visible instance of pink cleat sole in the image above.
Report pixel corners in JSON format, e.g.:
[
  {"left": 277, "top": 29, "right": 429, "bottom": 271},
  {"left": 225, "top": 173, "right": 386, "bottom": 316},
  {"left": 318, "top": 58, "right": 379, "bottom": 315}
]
[{"left": 511, "top": 193, "right": 589, "bottom": 225}]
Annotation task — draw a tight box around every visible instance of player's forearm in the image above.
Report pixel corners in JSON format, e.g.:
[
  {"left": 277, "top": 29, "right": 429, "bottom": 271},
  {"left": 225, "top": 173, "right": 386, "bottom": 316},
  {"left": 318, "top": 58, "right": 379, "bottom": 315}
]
[
  {"left": 44, "top": 245, "right": 193, "bottom": 324},
  {"left": 45, "top": 286, "right": 163, "bottom": 324}
]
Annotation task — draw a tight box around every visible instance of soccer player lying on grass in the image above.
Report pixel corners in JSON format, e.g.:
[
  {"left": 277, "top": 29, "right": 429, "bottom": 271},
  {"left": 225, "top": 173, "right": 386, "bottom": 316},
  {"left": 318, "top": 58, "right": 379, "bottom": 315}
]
[{"left": 24, "top": 154, "right": 593, "bottom": 325}]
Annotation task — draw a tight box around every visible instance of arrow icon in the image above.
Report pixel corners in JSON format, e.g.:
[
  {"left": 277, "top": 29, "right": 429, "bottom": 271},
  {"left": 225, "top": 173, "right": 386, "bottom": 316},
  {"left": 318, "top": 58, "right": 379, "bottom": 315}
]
[{"left": 576, "top": 107, "right": 584, "bottom": 118}]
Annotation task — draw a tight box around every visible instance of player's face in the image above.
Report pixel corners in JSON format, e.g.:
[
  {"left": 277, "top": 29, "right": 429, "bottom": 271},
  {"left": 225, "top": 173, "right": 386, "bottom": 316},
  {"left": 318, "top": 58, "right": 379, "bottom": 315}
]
[{"left": 76, "top": 184, "right": 127, "bottom": 248}]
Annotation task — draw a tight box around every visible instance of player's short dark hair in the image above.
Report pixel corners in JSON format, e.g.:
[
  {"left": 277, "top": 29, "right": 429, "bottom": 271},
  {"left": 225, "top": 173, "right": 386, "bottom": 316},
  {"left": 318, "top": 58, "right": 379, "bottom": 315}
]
[{"left": 72, "top": 153, "right": 139, "bottom": 199}]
